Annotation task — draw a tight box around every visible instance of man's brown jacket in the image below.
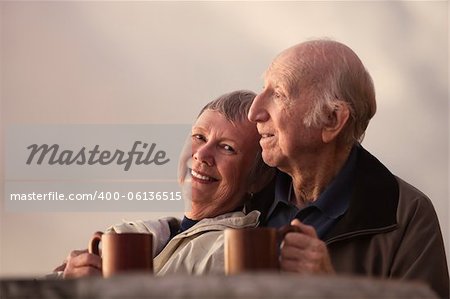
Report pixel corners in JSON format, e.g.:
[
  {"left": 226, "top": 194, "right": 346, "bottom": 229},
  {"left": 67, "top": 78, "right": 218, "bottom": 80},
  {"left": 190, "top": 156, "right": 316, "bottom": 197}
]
[{"left": 249, "top": 146, "right": 449, "bottom": 298}]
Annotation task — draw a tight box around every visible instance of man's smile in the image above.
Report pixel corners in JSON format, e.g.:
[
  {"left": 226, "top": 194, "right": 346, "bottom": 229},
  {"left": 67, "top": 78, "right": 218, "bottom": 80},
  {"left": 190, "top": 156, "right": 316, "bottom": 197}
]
[{"left": 260, "top": 133, "right": 274, "bottom": 138}]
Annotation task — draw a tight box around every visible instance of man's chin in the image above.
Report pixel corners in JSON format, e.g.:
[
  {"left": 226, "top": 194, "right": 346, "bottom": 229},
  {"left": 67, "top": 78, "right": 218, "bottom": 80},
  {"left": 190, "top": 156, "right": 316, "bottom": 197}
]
[{"left": 261, "top": 152, "right": 280, "bottom": 168}]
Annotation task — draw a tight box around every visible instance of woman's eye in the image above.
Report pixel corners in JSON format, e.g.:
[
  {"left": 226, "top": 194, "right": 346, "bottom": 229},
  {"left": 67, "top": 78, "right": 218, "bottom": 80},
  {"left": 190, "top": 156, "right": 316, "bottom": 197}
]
[
  {"left": 222, "top": 144, "right": 235, "bottom": 153},
  {"left": 192, "top": 134, "right": 206, "bottom": 142}
]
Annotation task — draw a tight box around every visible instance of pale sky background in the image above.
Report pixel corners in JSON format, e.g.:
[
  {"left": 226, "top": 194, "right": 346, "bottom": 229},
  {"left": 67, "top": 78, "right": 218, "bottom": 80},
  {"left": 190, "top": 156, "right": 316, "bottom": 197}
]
[{"left": 1, "top": 1, "right": 448, "bottom": 276}]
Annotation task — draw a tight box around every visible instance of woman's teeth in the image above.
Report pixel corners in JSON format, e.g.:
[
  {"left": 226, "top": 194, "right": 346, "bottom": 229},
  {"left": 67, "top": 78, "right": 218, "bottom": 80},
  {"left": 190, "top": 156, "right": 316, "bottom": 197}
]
[{"left": 191, "top": 169, "right": 214, "bottom": 181}]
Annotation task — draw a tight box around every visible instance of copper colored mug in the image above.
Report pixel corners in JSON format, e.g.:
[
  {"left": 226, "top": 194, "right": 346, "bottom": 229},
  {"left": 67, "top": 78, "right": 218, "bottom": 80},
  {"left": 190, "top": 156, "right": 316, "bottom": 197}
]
[
  {"left": 88, "top": 231, "right": 153, "bottom": 277},
  {"left": 224, "top": 225, "right": 299, "bottom": 275}
]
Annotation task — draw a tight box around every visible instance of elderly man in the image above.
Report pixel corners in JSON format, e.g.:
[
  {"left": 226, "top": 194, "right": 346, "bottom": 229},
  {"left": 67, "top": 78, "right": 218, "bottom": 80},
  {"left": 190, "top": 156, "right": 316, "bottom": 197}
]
[{"left": 247, "top": 39, "right": 449, "bottom": 298}]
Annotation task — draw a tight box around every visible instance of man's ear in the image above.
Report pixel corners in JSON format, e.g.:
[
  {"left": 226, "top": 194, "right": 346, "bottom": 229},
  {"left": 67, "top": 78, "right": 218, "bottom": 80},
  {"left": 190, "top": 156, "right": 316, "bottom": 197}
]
[{"left": 322, "top": 102, "right": 350, "bottom": 144}]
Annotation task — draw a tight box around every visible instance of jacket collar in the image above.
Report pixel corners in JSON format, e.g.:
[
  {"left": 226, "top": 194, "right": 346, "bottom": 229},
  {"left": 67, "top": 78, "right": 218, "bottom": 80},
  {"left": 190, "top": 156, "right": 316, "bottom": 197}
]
[
  {"left": 174, "top": 210, "right": 261, "bottom": 239},
  {"left": 324, "top": 145, "right": 399, "bottom": 243}
]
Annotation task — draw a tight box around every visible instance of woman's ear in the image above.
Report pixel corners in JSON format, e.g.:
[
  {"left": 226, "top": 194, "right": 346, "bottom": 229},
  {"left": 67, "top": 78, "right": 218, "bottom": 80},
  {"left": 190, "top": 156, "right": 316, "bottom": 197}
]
[{"left": 322, "top": 101, "right": 350, "bottom": 144}]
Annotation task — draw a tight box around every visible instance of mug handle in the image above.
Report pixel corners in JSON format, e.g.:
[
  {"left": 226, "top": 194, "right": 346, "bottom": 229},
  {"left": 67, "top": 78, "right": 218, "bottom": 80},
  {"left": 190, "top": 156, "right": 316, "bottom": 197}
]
[
  {"left": 88, "top": 231, "right": 104, "bottom": 256},
  {"left": 277, "top": 224, "right": 301, "bottom": 244}
]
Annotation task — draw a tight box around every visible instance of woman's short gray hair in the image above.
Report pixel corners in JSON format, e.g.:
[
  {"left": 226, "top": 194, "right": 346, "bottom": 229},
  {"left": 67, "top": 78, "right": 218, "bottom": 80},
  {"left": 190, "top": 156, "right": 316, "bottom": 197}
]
[{"left": 198, "top": 90, "right": 255, "bottom": 124}]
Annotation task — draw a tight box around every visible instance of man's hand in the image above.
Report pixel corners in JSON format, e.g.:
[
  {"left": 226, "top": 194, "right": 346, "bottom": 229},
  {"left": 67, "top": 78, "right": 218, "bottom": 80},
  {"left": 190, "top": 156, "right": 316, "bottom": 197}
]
[
  {"left": 280, "top": 219, "right": 335, "bottom": 274},
  {"left": 62, "top": 249, "right": 102, "bottom": 278}
]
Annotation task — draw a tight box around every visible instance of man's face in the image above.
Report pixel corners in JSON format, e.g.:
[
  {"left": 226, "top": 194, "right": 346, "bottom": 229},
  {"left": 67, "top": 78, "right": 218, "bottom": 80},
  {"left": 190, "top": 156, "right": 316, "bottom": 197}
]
[
  {"left": 248, "top": 54, "right": 323, "bottom": 173},
  {"left": 182, "top": 110, "right": 260, "bottom": 215}
]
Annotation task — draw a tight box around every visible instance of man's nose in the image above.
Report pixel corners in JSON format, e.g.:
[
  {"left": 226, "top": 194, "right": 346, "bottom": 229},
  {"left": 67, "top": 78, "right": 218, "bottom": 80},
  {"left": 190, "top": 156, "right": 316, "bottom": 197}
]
[
  {"left": 193, "top": 144, "right": 215, "bottom": 166},
  {"left": 248, "top": 93, "right": 269, "bottom": 123}
]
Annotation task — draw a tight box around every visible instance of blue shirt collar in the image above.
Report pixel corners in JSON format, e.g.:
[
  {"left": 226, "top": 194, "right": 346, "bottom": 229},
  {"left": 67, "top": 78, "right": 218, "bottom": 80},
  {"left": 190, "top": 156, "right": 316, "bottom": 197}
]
[
  {"left": 179, "top": 215, "right": 199, "bottom": 233},
  {"left": 270, "top": 144, "right": 359, "bottom": 220},
  {"left": 270, "top": 171, "right": 296, "bottom": 214}
]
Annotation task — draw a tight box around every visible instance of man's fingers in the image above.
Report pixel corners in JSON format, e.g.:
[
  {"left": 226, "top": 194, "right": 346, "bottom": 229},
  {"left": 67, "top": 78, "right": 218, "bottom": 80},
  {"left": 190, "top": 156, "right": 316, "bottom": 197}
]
[
  {"left": 282, "top": 232, "right": 311, "bottom": 250},
  {"left": 280, "top": 222, "right": 336, "bottom": 274},
  {"left": 290, "top": 219, "right": 318, "bottom": 238},
  {"left": 281, "top": 258, "right": 322, "bottom": 274},
  {"left": 282, "top": 226, "right": 324, "bottom": 252},
  {"left": 281, "top": 244, "right": 321, "bottom": 260}
]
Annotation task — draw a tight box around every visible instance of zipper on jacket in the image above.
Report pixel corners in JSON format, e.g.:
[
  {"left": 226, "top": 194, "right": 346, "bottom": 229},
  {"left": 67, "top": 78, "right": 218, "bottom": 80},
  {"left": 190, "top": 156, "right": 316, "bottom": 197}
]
[{"left": 325, "top": 224, "right": 398, "bottom": 245}]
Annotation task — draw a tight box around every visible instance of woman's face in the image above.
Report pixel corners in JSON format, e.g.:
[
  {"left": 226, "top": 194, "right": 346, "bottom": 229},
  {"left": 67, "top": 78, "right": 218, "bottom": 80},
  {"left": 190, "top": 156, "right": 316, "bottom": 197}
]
[{"left": 182, "top": 109, "right": 260, "bottom": 216}]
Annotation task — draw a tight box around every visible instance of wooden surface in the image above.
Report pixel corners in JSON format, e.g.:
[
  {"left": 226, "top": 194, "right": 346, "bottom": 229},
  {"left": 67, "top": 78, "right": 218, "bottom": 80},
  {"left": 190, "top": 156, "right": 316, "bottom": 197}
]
[{"left": 1, "top": 273, "right": 438, "bottom": 299}]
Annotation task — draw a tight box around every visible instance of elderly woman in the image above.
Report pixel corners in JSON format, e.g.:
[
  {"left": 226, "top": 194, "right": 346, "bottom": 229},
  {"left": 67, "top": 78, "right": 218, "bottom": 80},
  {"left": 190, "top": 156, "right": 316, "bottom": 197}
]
[{"left": 58, "top": 90, "right": 273, "bottom": 277}]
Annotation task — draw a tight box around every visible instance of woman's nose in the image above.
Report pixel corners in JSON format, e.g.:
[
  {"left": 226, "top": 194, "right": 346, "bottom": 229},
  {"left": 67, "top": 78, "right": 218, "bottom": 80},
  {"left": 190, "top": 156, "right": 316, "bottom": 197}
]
[
  {"left": 193, "top": 144, "right": 214, "bottom": 166},
  {"left": 248, "top": 92, "right": 269, "bottom": 123}
]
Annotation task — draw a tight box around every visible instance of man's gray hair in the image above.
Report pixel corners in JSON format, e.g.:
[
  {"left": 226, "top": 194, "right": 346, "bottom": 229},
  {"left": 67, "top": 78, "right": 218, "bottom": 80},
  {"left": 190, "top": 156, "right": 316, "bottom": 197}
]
[{"left": 286, "top": 39, "right": 377, "bottom": 144}]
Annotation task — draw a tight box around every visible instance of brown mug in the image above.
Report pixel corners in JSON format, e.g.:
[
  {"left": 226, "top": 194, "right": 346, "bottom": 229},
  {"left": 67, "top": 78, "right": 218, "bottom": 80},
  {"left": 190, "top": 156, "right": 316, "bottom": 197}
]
[
  {"left": 88, "top": 231, "right": 153, "bottom": 277},
  {"left": 224, "top": 225, "right": 300, "bottom": 275}
]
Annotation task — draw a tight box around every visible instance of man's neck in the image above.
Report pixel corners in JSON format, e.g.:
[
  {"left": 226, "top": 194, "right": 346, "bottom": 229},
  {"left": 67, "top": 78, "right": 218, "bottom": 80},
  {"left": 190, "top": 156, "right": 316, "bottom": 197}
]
[{"left": 287, "top": 144, "right": 352, "bottom": 209}]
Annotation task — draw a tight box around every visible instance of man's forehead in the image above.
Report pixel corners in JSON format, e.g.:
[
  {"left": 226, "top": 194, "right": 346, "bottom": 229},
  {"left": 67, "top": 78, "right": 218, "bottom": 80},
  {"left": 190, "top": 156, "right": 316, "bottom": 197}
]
[
  {"left": 264, "top": 61, "right": 287, "bottom": 82},
  {"left": 263, "top": 59, "right": 299, "bottom": 91}
]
